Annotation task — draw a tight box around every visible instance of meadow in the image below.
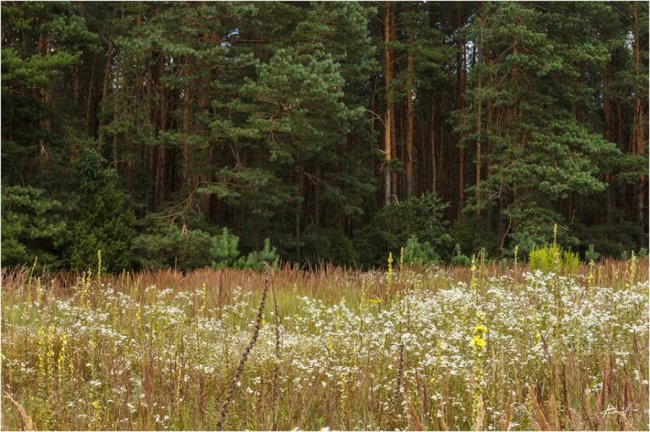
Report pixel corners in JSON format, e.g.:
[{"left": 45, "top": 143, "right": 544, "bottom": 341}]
[{"left": 1, "top": 257, "right": 648, "bottom": 431}]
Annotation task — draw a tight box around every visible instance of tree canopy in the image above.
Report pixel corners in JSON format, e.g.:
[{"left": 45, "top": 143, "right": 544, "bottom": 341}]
[{"left": 2, "top": 1, "right": 648, "bottom": 270}]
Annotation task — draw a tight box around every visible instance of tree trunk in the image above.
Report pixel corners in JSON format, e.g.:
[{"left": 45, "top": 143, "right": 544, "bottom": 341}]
[
  {"left": 72, "top": 64, "right": 81, "bottom": 104},
  {"left": 314, "top": 162, "right": 321, "bottom": 232},
  {"left": 36, "top": 34, "right": 51, "bottom": 158},
  {"left": 399, "top": 101, "right": 406, "bottom": 200},
  {"left": 182, "top": 60, "right": 192, "bottom": 183},
  {"left": 383, "top": 2, "right": 393, "bottom": 206},
  {"left": 417, "top": 115, "right": 426, "bottom": 195},
  {"left": 85, "top": 54, "right": 98, "bottom": 136},
  {"left": 147, "top": 59, "right": 157, "bottom": 211},
  {"left": 456, "top": 9, "right": 466, "bottom": 219},
  {"left": 71, "top": 63, "right": 80, "bottom": 161},
  {"left": 486, "top": 51, "right": 494, "bottom": 228},
  {"left": 405, "top": 17, "right": 415, "bottom": 199},
  {"left": 295, "top": 165, "right": 305, "bottom": 259},
  {"left": 112, "top": 69, "right": 119, "bottom": 166},
  {"left": 98, "top": 39, "right": 114, "bottom": 149},
  {"left": 616, "top": 101, "right": 624, "bottom": 148},
  {"left": 370, "top": 75, "right": 377, "bottom": 138},
  {"left": 632, "top": 6, "right": 647, "bottom": 235},
  {"left": 603, "top": 65, "right": 614, "bottom": 223},
  {"left": 390, "top": 6, "right": 398, "bottom": 201},
  {"left": 136, "top": 1, "right": 142, "bottom": 26},
  {"left": 159, "top": 61, "right": 168, "bottom": 206},
  {"left": 430, "top": 93, "right": 437, "bottom": 194},
  {"left": 475, "top": 47, "right": 482, "bottom": 217},
  {"left": 152, "top": 56, "right": 168, "bottom": 210}
]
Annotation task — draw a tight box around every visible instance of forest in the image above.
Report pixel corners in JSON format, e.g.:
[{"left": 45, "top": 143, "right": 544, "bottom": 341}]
[
  {"left": 2, "top": 3, "right": 650, "bottom": 431},
  {"left": 2, "top": 1, "right": 648, "bottom": 271}
]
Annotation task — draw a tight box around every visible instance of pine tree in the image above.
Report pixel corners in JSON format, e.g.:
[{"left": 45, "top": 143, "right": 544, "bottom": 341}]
[
  {"left": 68, "top": 149, "right": 136, "bottom": 272},
  {"left": 454, "top": 2, "right": 626, "bottom": 252}
]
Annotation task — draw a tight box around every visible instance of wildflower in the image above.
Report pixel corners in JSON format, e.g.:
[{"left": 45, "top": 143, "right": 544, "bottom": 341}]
[
  {"left": 514, "top": 245, "right": 519, "bottom": 267},
  {"left": 58, "top": 333, "right": 67, "bottom": 376},
  {"left": 37, "top": 326, "right": 47, "bottom": 382},
  {"left": 97, "top": 250, "right": 102, "bottom": 286},
  {"left": 470, "top": 335, "right": 486, "bottom": 348},
  {"left": 473, "top": 325, "right": 488, "bottom": 335},
  {"left": 47, "top": 325, "right": 56, "bottom": 368},
  {"left": 386, "top": 252, "right": 394, "bottom": 287},
  {"left": 470, "top": 255, "right": 478, "bottom": 293}
]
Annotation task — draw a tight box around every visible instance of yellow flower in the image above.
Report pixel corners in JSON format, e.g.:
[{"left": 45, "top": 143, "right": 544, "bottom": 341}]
[
  {"left": 470, "top": 335, "right": 486, "bottom": 348},
  {"left": 473, "top": 325, "right": 488, "bottom": 335},
  {"left": 58, "top": 333, "right": 68, "bottom": 380}
]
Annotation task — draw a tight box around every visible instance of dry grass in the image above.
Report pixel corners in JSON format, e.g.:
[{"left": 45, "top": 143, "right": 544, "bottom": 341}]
[{"left": 1, "top": 258, "right": 648, "bottom": 430}]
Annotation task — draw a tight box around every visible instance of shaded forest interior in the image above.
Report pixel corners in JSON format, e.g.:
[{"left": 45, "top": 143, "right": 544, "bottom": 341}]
[{"left": 1, "top": 1, "right": 648, "bottom": 271}]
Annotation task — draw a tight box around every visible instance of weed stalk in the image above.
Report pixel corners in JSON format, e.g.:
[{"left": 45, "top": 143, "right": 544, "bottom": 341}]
[{"left": 216, "top": 268, "right": 270, "bottom": 430}]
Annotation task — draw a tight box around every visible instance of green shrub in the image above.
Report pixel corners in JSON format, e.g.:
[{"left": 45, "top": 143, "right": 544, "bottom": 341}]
[
  {"left": 451, "top": 243, "right": 471, "bottom": 266},
  {"left": 174, "top": 229, "right": 213, "bottom": 270},
  {"left": 353, "top": 193, "right": 452, "bottom": 267},
  {"left": 131, "top": 224, "right": 177, "bottom": 270},
  {"left": 69, "top": 182, "right": 136, "bottom": 272},
  {"left": 584, "top": 244, "right": 600, "bottom": 262},
  {"left": 562, "top": 250, "right": 580, "bottom": 273},
  {"left": 529, "top": 244, "right": 559, "bottom": 273},
  {"left": 529, "top": 244, "right": 579, "bottom": 274},
  {"left": 131, "top": 219, "right": 212, "bottom": 270},
  {"left": 301, "top": 227, "right": 357, "bottom": 266},
  {"left": 240, "top": 238, "right": 279, "bottom": 270},
  {"left": 403, "top": 236, "right": 439, "bottom": 266},
  {"left": 210, "top": 228, "right": 278, "bottom": 270},
  {"left": 68, "top": 148, "right": 136, "bottom": 272},
  {"left": 451, "top": 216, "right": 498, "bottom": 257},
  {"left": 1, "top": 185, "right": 67, "bottom": 270},
  {"left": 572, "top": 221, "right": 642, "bottom": 259},
  {"left": 210, "top": 227, "right": 242, "bottom": 269},
  {"left": 133, "top": 224, "right": 278, "bottom": 271}
]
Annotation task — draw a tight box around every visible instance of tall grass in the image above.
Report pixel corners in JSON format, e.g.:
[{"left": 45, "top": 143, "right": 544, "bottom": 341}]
[{"left": 1, "top": 258, "right": 648, "bottom": 430}]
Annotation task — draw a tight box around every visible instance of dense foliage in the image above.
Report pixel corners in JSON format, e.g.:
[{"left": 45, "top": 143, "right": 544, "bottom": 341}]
[{"left": 1, "top": 1, "right": 648, "bottom": 270}]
